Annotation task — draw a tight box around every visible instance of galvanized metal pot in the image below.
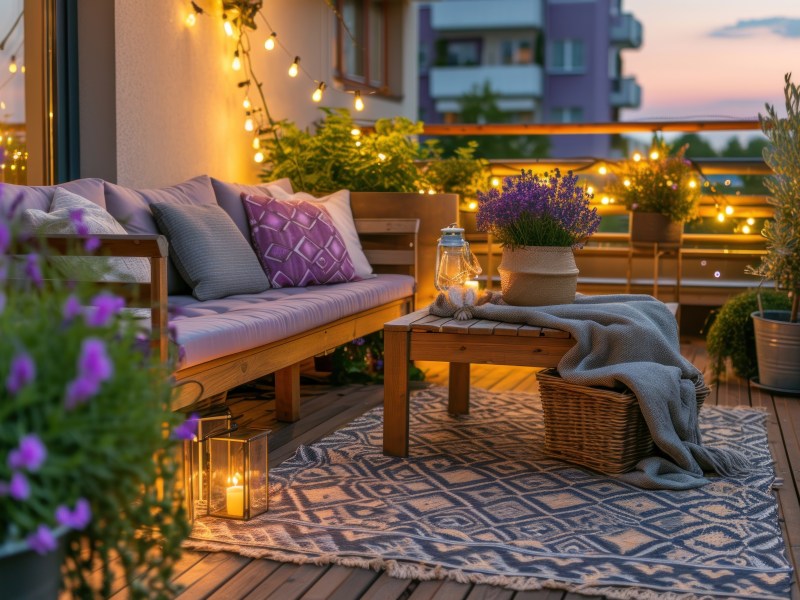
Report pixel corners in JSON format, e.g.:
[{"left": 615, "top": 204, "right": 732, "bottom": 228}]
[{"left": 752, "top": 310, "right": 800, "bottom": 392}]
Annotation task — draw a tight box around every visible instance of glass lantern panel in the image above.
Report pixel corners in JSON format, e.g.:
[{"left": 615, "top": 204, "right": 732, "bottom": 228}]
[
  {"left": 183, "top": 413, "right": 231, "bottom": 522},
  {"left": 206, "top": 428, "right": 269, "bottom": 520}
]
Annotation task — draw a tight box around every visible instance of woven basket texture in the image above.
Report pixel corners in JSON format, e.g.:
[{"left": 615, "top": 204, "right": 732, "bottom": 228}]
[{"left": 536, "top": 368, "right": 709, "bottom": 475}]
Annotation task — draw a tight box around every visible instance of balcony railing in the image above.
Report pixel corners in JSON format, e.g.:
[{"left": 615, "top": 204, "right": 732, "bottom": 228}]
[
  {"left": 429, "top": 65, "right": 544, "bottom": 110},
  {"left": 431, "top": 0, "right": 543, "bottom": 31},
  {"left": 610, "top": 13, "right": 643, "bottom": 48},
  {"left": 610, "top": 77, "right": 642, "bottom": 108}
]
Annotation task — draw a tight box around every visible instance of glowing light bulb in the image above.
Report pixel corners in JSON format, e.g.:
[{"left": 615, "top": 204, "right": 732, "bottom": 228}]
[
  {"left": 468, "top": 200, "right": 478, "bottom": 211},
  {"left": 288, "top": 57, "right": 299, "bottom": 77},
  {"left": 601, "top": 197, "right": 610, "bottom": 205},
  {"left": 243, "top": 97, "right": 251, "bottom": 110},
  {"left": 649, "top": 150, "right": 659, "bottom": 160},
  {"left": 185, "top": 13, "right": 197, "bottom": 27},
  {"left": 746, "top": 217, "right": 755, "bottom": 226},
  {"left": 491, "top": 177, "right": 500, "bottom": 187},
  {"left": 725, "top": 205, "right": 734, "bottom": 215},
  {"left": 586, "top": 186, "right": 594, "bottom": 195},
  {"left": 355, "top": 140, "right": 362, "bottom": 147},
  {"left": 9, "top": 57, "right": 17, "bottom": 74},
  {"left": 232, "top": 53, "right": 241, "bottom": 71},
  {"left": 632, "top": 152, "right": 642, "bottom": 162},
  {"left": 0, "top": 101, "right": 5, "bottom": 109},
  {"left": 223, "top": 19, "right": 234, "bottom": 37},
  {"left": 623, "top": 179, "right": 631, "bottom": 187},
  {"left": 351, "top": 128, "right": 361, "bottom": 136},
  {"left": 724, "top": 179, "right": 731, "bottom": 186},
  {"left": 265, "top": 33, "right": 277, "bottom": 51},
  {"left": 418, "top": 190, "right": 425, "bottom": 195},
  {"left": 598, "top": 165, "right": 607, "bottom": 175},
  {"left": 244, "top": 117, "right": 254, "bottom": 132},
  {"left": 716, "top": 212, "right": 725, "bottom": 222},
  {"left": 354, "top": 91, "right": 364, "bottom": 111},
  {"left": 428, "top": 189, "right": 435, "bottom": 195},
  {"left": 312, "top": 82, "right": 325, "bottom": 103},
  {"left": 688, "top": 179, "right": 697, "bottom": 188},
  {"left": 254, "top": 151, "right": 265, "bottom": 163},
  {"left": 742, "top": 225, "right": 751, "bottom": 234},
  {"left": 714, "top": 271, "right": 721, "bottom": 279},
  {"left": 252, "top": 137, "right": 260, "bottom": 149},
  {"left": 377, "top": 152, "right": 387, "bottom": 162}
]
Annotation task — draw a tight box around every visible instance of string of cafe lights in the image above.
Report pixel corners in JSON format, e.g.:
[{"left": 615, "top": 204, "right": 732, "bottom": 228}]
[
  {"left": 0, "top": 7, "right": 27, "bottom": 184},
  {"left": 184, "top": 1, "right": 366, "bottom": 163}
]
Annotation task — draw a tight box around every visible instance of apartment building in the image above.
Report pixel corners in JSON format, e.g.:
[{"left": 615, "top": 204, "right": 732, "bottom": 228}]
[{"left": 418, "top": 0, "right": 643, "bottom": 157}]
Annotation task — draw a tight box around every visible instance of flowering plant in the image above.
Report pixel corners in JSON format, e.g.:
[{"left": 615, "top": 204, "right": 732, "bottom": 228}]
[
  {"left": 0, "top": 190, "right": 190, "bottom": 598},
  {"left": 607, "top": 137, "right": 702, "bottom": 223},
  {"left": 476, "top": 169, "right": 600, "bottom": 248}
]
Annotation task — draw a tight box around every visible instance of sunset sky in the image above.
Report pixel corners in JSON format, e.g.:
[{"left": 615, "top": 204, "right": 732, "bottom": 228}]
[{"left": 622, "top": 0, "right": 800, "bottom": 123}]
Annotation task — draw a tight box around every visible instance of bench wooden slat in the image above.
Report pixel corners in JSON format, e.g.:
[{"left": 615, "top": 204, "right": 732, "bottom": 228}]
[
  {"left": 441, "top": 318, "right": 481, "bottom": 333},
  {"left": 493, "top": 322, "right": 523, "bottom": 336},
  {"left": 541, "top": 327, "right": 572, "bottom": 338},
  {"left": 383, "top": 309, "right": 430, "bottom": 332},
  {"left": 517, "top": 325, "right": 544, "bottom": 337},
  {"left": 468, "top": 320, "right": 499, "bottom": 334},
  {"left": 410, "top": 315, "right": 452, "bottom": 332}
]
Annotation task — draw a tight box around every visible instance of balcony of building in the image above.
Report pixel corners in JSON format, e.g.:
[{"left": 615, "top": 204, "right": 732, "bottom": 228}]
[
  {"left": 429, "top": 64, "right": 544, "bottom": 113},
  {"left": 610, "top": 76, "right": 643, "bottom": 108},
  {"left": 430, "top": 0, "right": 543, "bottom": 31},
  {"left": 610, "top": 12, "right": 644, "bottom": 48}
]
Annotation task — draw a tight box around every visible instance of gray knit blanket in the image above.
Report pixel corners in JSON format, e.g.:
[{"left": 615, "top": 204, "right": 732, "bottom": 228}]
[{"left": 429, "top": 289, "right": 751, "bottom": 490}]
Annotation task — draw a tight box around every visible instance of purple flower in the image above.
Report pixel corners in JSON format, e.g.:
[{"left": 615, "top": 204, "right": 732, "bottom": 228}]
[
  {"left": 6, "top": 352, "right": 35, "bottom": 394},
  {"left": 65, "top": 376, "right": 101, "bottom": 410},
  {"left": 87, "top": 293, "right": 125, "bottom": 327},
  {"left": 25, "top": 254, "right": 43, "bottom": 288},
  {"left": 78, "top": 338, "right": 113, "bottom": 381},
  {"left": 0, "top": 220, "right": 9, "bottom": 254},
  {"left": 352, "top": 337, "right": 366, "bottom": 346},
  {"left": 27, "top": 525, "right": 57, "bottom": 555},
  {"left": 56, "top": 498, "right": 91, "bottom": 530},
  {"left": 172, "top": 413, "right": 200, "bottom": 441},
  {"left": 0, "top": 291, "right": 5, "bottom": 314},
  {"left": 84, "top": 236, "right": 101, "bottom": 253},
  {"left": 69, "top": 208, "right": 90, "bottom": 237},
  {"left": 8, "top": 434, "right": 47, "bottom": 472},
  {"left": 63, "top": 295, "right": 82, "bottom": 321},
  {"left": 9, "top": 472, "right": 30, "bottom": 500}
]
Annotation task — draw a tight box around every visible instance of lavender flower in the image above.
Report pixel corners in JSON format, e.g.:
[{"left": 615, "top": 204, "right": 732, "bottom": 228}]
[
  {"left": 65, "top": 376, "right": 101, "bottom": 410},
  {"left": 171, "top": 413, "right": 200, "bottom": 441},
  {"left": 8, "top": 434, "right": 47, "bottom": 471},
  {"left": 25, "top": 254, "right": 43, "bottom": 288},
  {"left": 69, "top": 208, "right": 90, "bottom": 237},
  {"left": 63, "top": 294, "right": 82, "bottom": 322},
  {"left": 64, "top": 338, "right": 113, "bottom": 410},
  {"left": 0, "top": 220, "right": 9, "bottom": 254},
  {"left": 6, "top": 352, "right": 35, "bottom": 394},
  {"left": 56, "top": 498, "right": 92, "bottom": 530},
  {"left": 477, "top": 169, "right": 600, "bottom": 249},
  {"left": 87, "top": 293, "right": 125, "bottom": 327},
  {"left": 8, "top": 472, "right": 30, "bottom": 500},
  {"left": 27, "top": 525, "right": 57, "bottom": 555}
]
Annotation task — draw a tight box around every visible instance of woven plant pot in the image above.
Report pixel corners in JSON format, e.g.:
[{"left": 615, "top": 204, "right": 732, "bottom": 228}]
[
  {"left": 630, "top": 211, "right": 683, "bottom": 247},
  {"left": 498, "top": 246, "right": 578, "bottom": 306}
]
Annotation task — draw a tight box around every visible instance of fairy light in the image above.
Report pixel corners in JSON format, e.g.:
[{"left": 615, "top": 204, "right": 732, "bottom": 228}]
[
  {"left": 252, "top": 137, "right": 260, "bottom": 149},
  {"left": 254, "top": 151, "right": 265, "bottom": 163},
  {"left": 350, "top": 128, "right": 361, "bottom": 137},
  {"left": 312, "top": 82, "right": 326, "bottom": 103},
  {"left": 232, "top": 51, "right": 242, "bottom": 71},
  {"left": 586, "top": 185, "right": 594, "bottom": 195},
  {"left": 742, "top": 224, "right": 751, "bottom": 234},
  {"left": 185, "top": 12, "right": 197, "bottom": 26},
  {"left": 468, "top": 200, "right": 478, "bottom": 210},
  {"left": 288, "top": 57, "right": 300, "bottom": 78},
  {"left": 601, "top": 197, "right": 610, "bottom": 205},
  {"left": 649, "top": 150, "right": 659, "bottom": 160},
  {"left": 244, "top": 115, "right": 254, "bottom": 132},
  {"left": 265, "top": 32, "right": 277, "bottom": 51},
  {"left": 716, "top": 212, "right": 725, "bottom": 223},
  {"left": 598, "top": 165, "right": 608, "bottom": 175},
  {"left": 243, "top": 97, "right": 251, "bottom": 110},
  {"left": 354, "top": 90, "right": 364, "bottom": 111},
  {"left": 491, "top": 177, "right": 501, "bottom": 187},
  {"left": 746, "top": 217, "right": 755, "bottom": 226},
  {"left": 688, "top": 179, "right": 697, "bottom": 189},
  {"left": 223, "top": 17, "right": 234, "bottom": 37},
  {"left": 623, "top": 179, "right": 631, "bottom": 187},
  {"left": 725, "top": 205, "right": 734, "bottom": 215},
  {"left": 632, "top": 152, "right": 642, "bottom": 162},
  {"left": 377, "top": 152, "right": 387, "bottom": 162},
  {"left": 9, "top": 56, "right": 17, "bottom": 74}
]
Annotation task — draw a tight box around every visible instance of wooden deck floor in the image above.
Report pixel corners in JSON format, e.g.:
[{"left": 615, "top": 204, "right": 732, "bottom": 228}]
[{"left": 119, "top": 339, "right": 799, "bottom": 599}]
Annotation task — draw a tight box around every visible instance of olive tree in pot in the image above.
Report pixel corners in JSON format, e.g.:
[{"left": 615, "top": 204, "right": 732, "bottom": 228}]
[{"left": 747, "top": 73, "right": 800, "bottom": 392}]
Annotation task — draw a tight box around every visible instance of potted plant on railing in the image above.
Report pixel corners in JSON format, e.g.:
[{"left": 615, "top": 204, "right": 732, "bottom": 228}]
[
  {"left": 0, "top": 203, "right": 190, "bottom": 597},
  {"left": 476, "top": 169, "right": 600, "bottom": 306},
  {"left": 746, "top": 73, "right": 800, "bottom": 393},
  {"left": 608, "top": 136, "right": 702, "bottom": 247}
]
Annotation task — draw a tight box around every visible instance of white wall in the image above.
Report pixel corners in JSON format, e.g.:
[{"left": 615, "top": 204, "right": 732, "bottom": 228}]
[{"left": 80, "top": 0, "right": 416, "bottom": 189}]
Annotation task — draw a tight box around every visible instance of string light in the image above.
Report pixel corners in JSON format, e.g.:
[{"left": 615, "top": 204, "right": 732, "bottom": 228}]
[
  {"left": 9, "top": 56, "right": 17, "bottom": 74},
  {"left": 223, "top": 16, "right": 234, "bottom": 37},
  {"left": 243, "top": 97, "right": 251, "bottom": 110},
  {"left": 598, "top": 165, "right": 607, "bottom": 175},
  {"left": 232, "top": 51, "right": 241, "bottom": 71},
  {"left": 252, "top": 137, "right": 260, "bottom": 149},
  {"left": 288, "top": 57, "right": 299, "bottom": 78},
  {"left": 586, "top": 185, "right": 594, "bottom": 195},
  {"left": 632, "top": 152, "right": 642, "bottom": 162},
  {"left": 354, "top": 90, "right": 364, "bottom": 111},
  {"left": 265, "top": 32, "right": 277, "bottom": 51},
  {"left": 185, "top": 12, "right": 197, "bottom": 26},
  {"left": 746, "top": 217, "right": 755, "bottom": 226},
  {"left": 742, "top": 224, "right": 751, "bottom": 234},
  {"left": 725, "top": 205, "right": 734, "bottom": 215},
  {"left": 350, "top": 128, "right": 361, "bottom": 137},
  {"left": 649, "top": 150, "right": 659, "bottom": 160},
  {"left": 254, "top": 151, "right": 265, "bottom": 163},
  {"left": 491, "top": 177, "right": 500, "bottom": 187},
  {"left": 688, "top": 179, "right": 697, "bottom": 188},
  {"left": 716, "top": 212, "right": 725, "bottom": 222},
  {"left": 312, "top": 82, "right": 326, "bottom": 103},
  {"left": 623, "top": 179, "right": 631, "bottom": 187},
  {"left": 244, "top": 115, "right": 254, "bottom": 132}
]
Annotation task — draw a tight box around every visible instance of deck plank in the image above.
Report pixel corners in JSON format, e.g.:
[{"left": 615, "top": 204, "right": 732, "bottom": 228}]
[
  {"left": 242, "top": 563, "right": 328, "bottom": 599},
  {"left": 359, "top": 572, "right": 414, "bottom": 599},
  {"left": 206, "top": 559, "right": 282, "bottom": 599},
  {"left": 299, "top": 565, "right": 381, "bottom": 600}
]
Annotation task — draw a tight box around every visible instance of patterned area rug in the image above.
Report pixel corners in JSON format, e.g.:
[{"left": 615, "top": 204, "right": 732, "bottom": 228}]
[{"left": 186, "top": 386, "right": 793, "bottom": 599}]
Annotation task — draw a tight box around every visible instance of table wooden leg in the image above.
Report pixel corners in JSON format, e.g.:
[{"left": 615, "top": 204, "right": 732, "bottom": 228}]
[
  {"left": 384, "top": 329, "right": 410, "bottom": 457},
  {"left": 449, "top": 362, "right": 470, "bottom": 415},
  {"left": 275, "top": 362, "right": 300, "bottom": 422}
]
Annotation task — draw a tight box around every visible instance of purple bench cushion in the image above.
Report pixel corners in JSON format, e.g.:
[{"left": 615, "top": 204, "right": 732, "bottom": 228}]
[
  {"left": 210, "top": 177, "right": 293, "bottom": 241},
  {"left": 104, "top": 175, "right": 217, "bottom": 295},
  {"left": 1, "top": 178, "right": 106, "bottom": 217},
  {"left": 168, "top": 274, "right": 414, "bottom": 368}
]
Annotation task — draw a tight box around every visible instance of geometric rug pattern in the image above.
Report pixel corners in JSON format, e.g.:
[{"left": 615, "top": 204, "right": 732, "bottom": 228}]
[{"left": 186, "top": 386, "right": 793, "bottom": 599}]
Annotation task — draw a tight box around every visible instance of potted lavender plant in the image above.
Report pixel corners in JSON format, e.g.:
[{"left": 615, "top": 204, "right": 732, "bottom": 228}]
[{"left": 476, "top": 169, "right": 600, "bottom": 306}]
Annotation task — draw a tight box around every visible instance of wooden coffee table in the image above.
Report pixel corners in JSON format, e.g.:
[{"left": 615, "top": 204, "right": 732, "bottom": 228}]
[{"left": 383, "top": 309, "right": 575, "bottom": 457}]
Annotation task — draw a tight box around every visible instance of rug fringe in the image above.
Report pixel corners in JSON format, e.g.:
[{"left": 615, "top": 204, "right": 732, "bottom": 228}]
[{"left": 182, "top": 539, "right": 769, "bottom": 600}]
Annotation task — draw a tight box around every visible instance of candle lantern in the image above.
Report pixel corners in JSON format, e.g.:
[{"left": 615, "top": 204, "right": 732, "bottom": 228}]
[
  {"left": 205, "top": 428, "right": 269, "bottom": 520},
  {"left": 183, "top": 413, "right": 233, "bottom": 523},
  {"left": 434, "top": 224, "right": 481, "bottom": 292}
]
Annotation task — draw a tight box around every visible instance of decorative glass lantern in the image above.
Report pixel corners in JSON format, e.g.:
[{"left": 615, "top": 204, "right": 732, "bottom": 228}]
[
  {"left": 205, "top": 428, "right": 269, "bottom": 520},
  {"left": 434, "top": 224, "right": 481, "bottom": 292},
  {"left": 183, "top": 412, "right": 233, "bottom": 523}
]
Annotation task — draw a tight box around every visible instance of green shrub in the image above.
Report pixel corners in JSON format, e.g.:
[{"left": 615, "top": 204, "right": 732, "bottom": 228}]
[{"left": 706, "top": 289, "right": 792, "bottom": 380}]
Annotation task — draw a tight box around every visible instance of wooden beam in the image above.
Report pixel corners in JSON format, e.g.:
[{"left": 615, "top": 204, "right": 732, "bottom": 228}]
[{"left": 418, "top": 120, "right": 761, "bottom": 136}]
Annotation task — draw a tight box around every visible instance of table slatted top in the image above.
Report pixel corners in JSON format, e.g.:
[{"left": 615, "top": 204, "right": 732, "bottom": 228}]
[{"left": 385, "top": 309, "right": 571, "bottom": 339}]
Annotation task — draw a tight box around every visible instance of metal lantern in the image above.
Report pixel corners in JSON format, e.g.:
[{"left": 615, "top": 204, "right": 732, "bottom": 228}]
[
  {"left": 434, "top": 224, "right": 482, "bottom": 292},
  {"left": 205, "top": 428, "right": 269, "bottom": 520},
  {"left": 183, "top": 413, "right": 233, "bottom": 523}
]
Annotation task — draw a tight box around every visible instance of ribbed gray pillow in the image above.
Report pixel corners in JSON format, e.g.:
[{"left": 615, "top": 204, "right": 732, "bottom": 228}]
[{"left": 150, "top": 202, "right": 269, "bottom": 301}]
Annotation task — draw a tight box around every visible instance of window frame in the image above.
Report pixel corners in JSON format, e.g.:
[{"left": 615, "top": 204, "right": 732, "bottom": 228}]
[
  {"left": 548, "top": 38, "right": 585, "bottom": 74},
  {"left": 335, "top": 0, "right": 391, "bottom": 94}
]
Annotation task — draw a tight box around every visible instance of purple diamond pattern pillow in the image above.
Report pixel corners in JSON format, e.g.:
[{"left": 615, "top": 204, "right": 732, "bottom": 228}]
[{"left": 242, "top": 193, "right": 358, "bottom": 288}]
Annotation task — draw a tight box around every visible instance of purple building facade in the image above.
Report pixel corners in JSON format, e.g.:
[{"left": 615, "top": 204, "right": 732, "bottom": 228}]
[{"left": 418, "top": 0, "right": 642, "bottom": 158}]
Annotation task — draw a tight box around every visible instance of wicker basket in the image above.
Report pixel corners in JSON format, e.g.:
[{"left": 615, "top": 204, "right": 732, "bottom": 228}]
[{"left": 536, "top": 369, "right": 709, "bottom": 475}]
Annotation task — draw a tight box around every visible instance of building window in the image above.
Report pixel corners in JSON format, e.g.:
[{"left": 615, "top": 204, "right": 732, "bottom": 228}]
[
  {"left": 337, "top": 0, "right": 401, "bottom": 94},
  {"left": 501, "top": 39, "right": 534, "bottom": 65},
  {"left": 549, "top": 39, "right": 585, "bottom": 73},
  {"left": 436, "top": 39, "right": 481, "bottom": 67},
  {"left": 551, "top": 107, "right": 584, "bottom": 123}
]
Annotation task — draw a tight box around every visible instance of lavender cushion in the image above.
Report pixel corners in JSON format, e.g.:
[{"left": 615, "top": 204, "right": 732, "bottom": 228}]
[
  {"left": 242, "top": 193, "right": 357, "bottom": 288},
  {"left": 210, "top": 177, "right": 294, "bottom": 242},
  {"left": 1, "top": 179, "right": 106, "bottom": 217}
]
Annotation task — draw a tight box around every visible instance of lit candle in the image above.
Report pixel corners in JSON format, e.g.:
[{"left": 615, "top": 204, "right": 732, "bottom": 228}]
[
  {"left": 464, "top": 280, "right": 479, "bottom": 293},
  {"left": 226, "top": 475, "right": 244, "bottom": 516}
]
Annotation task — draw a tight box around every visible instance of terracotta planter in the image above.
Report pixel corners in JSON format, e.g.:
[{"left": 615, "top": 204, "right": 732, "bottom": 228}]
[
  {"left": 752, "top": 310, "right": 800, "bottom": 392},
  {"left": 629, "top": 211, "right": 683, "bottom": 247},
  {"left": 498, "top": 246, "right": 578, "bottom": 306}
]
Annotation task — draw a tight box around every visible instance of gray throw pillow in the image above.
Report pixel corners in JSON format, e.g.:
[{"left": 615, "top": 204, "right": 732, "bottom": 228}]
[{"left": 150, "top": 202, "right": 270, "bottom": 301}]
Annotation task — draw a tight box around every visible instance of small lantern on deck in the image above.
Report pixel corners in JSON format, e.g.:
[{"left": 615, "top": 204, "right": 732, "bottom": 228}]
[
  {"left": 434, "top": 224, "right": 481, "bottom": 292},
  {"left": 205, "top": 428, "right": 269, "bottom": 520},
  {"left": 183, "top": 413, "right": 233, "bottom": 523}
]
